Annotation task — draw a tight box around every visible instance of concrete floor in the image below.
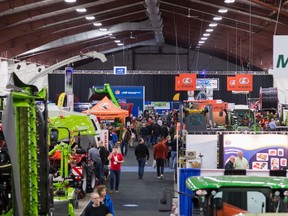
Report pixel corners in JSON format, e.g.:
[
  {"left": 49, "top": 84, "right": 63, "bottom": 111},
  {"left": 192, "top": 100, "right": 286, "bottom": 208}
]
[{"left": 74, "top": 145, "right": 175, "bottom": 216}]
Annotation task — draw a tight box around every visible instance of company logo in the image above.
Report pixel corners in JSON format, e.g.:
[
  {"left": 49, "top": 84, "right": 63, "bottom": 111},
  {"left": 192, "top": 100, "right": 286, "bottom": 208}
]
[
  {"left": 225, "top": 140, "right": 231, "bottom": 146},
  {"left": 182, "top": 77, "right": 192, "bottom": 85},
  {"left": 229, "top": 80, "right": 236, "bottom": 85},
  {"left": 115, "top": 90, "right": 120, "bottom": 95},
  {"left": 239, "top": 77, "right": 249, "bottom": 84},
  {"left": 101, "top": 102, "right": 109, "bottom": 109}
]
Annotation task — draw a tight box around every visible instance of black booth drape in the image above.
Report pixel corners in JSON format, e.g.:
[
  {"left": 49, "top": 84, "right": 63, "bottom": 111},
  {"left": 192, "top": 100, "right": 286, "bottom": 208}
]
[{"left": 48, "top": 73, "right": 273, "bottom": 104}]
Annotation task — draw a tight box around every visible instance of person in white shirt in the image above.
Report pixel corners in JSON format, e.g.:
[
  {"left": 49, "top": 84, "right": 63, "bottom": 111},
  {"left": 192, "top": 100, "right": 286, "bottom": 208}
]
[{"left": 234, "top": 150, "right": 249, "bottom": 169}]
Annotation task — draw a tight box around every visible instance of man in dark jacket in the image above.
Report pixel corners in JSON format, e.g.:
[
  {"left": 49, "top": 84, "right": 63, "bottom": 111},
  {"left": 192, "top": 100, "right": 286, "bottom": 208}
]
[
  {"left": 134, "top": 138, "right": 149, "bottom": 179},
  {"left": 225, "top": 155, "right": 235, "bottom": 170}
]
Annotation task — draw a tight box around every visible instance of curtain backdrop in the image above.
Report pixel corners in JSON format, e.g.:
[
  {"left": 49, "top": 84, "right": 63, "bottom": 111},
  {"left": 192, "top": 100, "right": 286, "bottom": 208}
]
[{"left": 48, "top": 74, "right": 273, "bottom": 104}]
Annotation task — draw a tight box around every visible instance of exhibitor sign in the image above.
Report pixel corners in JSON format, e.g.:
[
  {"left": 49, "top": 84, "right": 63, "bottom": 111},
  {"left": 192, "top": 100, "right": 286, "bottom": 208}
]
[
  {"left": 273, "top": 35, "right": 288, "bottom": 78},
  {"left": 113, "top": 66, "right": 127, "bottom": 75}
]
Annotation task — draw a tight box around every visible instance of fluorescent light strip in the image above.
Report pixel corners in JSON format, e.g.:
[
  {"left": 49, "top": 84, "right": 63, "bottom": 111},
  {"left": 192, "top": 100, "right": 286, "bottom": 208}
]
[
  {"left": 218, "top": 8, "right": 228, "bottom": 13},
  {"left": 213, "top": 16, "right": 222, "bottom": 21},
  {"left": 65, "top": 0, "right": 76, "bottom": 2},
  {"left": 209, "top": 23, "right": 218, "bottom": 27},
  {"left": 224, "top": 0, "right": 235, "bottom": 3},
  {"left": 93, "top": 22, "right": 102, "bottom": 27},
  {"left": 76, "top": 8, "right": 86, "bottom": 12},
  {"left": 203, "top": 33, "right": 210, "bottom": 37},
  {"left": 85, "top": 16, "right": 95, "bottom": 20},
  {"left": 201, "top": 37, "right": 208, "bottom": 40},
  {"left": 206, "top": 29, "right": 214, "bottom": 32}
]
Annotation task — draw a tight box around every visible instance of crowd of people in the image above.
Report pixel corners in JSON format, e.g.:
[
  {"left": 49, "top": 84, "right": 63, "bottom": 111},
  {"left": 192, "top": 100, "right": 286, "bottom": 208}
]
[{"left": 83, "top": 108, "right": 180, "bottom": 215}]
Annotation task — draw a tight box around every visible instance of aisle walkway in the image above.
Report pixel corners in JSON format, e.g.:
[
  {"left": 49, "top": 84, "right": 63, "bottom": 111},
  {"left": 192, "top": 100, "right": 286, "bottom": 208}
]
[{"left": 77, "top": 145, "right": 175, "bottom": 216}]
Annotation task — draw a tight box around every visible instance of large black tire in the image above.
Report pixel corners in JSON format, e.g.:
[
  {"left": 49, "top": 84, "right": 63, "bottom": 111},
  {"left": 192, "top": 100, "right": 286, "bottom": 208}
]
[
  {"left": 80, "top": 162, "right": 87, "bottom": 197},
  {"left": 86, "top": 164, "right": 96, "bottom": 193}
]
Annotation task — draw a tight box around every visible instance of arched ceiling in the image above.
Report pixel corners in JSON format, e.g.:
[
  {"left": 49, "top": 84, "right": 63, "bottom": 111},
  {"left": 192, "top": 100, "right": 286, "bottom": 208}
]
[{"left": 0, "top": 0, "right": 286, "bottom": 70}]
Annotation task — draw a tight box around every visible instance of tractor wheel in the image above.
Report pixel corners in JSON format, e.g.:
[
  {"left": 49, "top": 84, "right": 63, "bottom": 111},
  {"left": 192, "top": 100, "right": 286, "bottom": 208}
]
[
  {"left": 80, "top": 163, "right": 87, "bottom": 197},
  {"left": 86, "top": 164, "right": 96, "bottom": 193}
]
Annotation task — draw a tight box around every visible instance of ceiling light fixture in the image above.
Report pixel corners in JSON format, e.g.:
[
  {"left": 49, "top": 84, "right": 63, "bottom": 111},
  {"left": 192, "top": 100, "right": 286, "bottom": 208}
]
[
  {"left": 203, "top": 33, "right": 210, "bottom": 37},
  {"left": 201, "top": 37, "right": 208, "bottom": 40},
  {"left": 117, "top": 43, "right": 124, "bottom": 46},
  {"left": 213, "top": 16, "right": 222, "bottom": 21},
  {"left": 114, "top": 40, "right": 121, "bottom": 43},
  {"left": 85, "top": 16, "right": 95, "bottom": 20},
  {"left": 218, "top": 8, "right": 228, "bottom": 13},
  {"left": 206, "top": 29, "right": 214, "bottom": 32},
  {"left": 65, "top": 0, "right": 76, "bottom": 2},
  {"left": 224, "top": 0, "right": 235, "bottom": 3},
  {"left": 209, "top": 23, "right": 218, "bottom": 27},
  {"left": 93, "top": 22, "right": 102, "bottom": 27},
  {"left": 199, "top": 41, "right": 205, "bottom": 44},
  {"left": 108, "top": 33, "right": 113, "bottom": 36},
  {"left": 110, "top": 36, "right": 116, "bottom": 39},
  {"left": 99, "top": 28, "right": 107, "bottom": 31},
  {"left": 76, "top": 8, "right": 86, "bottom": 12}
]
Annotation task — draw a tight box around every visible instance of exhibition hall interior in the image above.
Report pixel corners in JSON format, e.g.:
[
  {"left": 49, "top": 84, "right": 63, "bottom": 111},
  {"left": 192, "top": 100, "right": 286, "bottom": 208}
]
[{"left": 1, "top": 0, "right": 288, "bottom": 216}]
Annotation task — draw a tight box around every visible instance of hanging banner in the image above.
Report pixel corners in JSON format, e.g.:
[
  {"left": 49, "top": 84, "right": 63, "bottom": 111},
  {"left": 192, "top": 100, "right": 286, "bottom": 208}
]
[
  {"left": 175, "top": 73, "right": 197, "bottom": 91},
  {"left": 227, "top": 74, "right": 253, "bottom": 91},
  {"left": 273, "top": 35, "right": 288, "bottom": 78}
]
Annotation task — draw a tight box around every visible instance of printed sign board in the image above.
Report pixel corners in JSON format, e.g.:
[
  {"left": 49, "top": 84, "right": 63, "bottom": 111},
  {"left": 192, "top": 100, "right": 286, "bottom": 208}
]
[
  {"left": 273, "top": 35, "right": 288, "bottom": 78},
  {"left": 113, "top": 66, "right": 127, "bottom": 75}
]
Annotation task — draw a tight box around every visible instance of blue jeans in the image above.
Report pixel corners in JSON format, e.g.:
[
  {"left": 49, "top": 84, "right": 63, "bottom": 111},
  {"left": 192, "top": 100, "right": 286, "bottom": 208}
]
[
  {"left": 170, "top": 151, "right": 177, "bottom": 168},
  {"left": 137, "top": 158, "right": 146, "bottom": 179},
  {"left": 153, "top": 135, "right": 159, "bottom": 145},
  {"left": 94, "top": 160, "right": 103, "bottom": 185},
  {"left": 121, "top": 141, "right": 128, "bottom": 156},
  {"left": 110, "top": 169, "right": 121, "bottom": 190}
]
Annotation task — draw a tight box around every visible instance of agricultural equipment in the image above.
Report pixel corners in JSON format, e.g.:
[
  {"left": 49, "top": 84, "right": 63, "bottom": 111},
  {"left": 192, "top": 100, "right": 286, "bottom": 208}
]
[
  {"left": 48, "top": 105, "right": 101, "bottom": 149},
  {"left": 185, "top": 175, "right": 288, "bottom": 215},
  {"left": 88, "top": 83, "right": 119, "bottom": 107},
  {"left": 0, "top": 72, "right": 52, "bottom": 215}
]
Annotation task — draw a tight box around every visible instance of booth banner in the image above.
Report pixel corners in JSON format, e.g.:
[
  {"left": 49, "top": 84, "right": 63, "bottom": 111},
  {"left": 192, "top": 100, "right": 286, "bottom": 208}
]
[
  {"left": 100, "top": 129, "right": 109, "bottom": 147},
  {"left": 227, "top": 74, "right": 253, "bottom": 91},
  {"left": 65, "top": 67, "right": 73, "bottom": 94},
  {"left": 273, "top": 35, "right": 288, "bottom": 78},
  {"left": 175, "top": 73, "right": 196, "bottom": 91},
  {"left": 112, "top": 86, "right": 143, "bottom": 99},
  {"left": 223, "top": 134, "right": 288, "bottom": 170},
  {"left": 196, "top": 78, "right": 219, "bottom": 90}
]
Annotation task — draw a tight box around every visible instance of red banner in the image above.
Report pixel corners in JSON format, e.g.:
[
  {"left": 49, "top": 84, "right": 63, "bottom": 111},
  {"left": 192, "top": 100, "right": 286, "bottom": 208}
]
[
  {"left": 227, "top": 74, "right": 253, "bottom": 91},
  {"left": 175, "top": 73, "right": 197, "bottom": 91}
]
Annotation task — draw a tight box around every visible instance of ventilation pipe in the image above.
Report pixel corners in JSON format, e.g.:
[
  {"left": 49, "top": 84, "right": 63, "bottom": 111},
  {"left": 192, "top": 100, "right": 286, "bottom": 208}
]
[{"left": 145, "top": 0, "right": 164, "bottom": 44}]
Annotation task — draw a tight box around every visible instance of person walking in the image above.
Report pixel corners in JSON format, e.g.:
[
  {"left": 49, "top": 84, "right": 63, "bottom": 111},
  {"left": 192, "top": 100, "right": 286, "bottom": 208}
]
[
  {"left": 169, "top": 135, "right": 177, "bottom": 168},
  {"left": 234, "top": 151, "right": 249, "bottom": 169},
  {"left": 86, "top": 185, "right": 115, "bottom": 216},
  {"left": 134, "top": 138, "right": 150, "bottom": 179},
  {"left": 121, "top": 126, "right": 131, "bottom": 156},
  {"left": 108, "top": 146, "right": 124, "bottom": 193},
  {"left": 153, "top": 137, "right": 168, "bottom": 179},
  {"left": 88, "top": 143, "right": 103, "bottom": 185},
  {"left": 225, "top": 155, "right": 235, "bottom": 170},
  {"left": 98, "top": 141, "right": 110, "bottom": 181},
  {"left": 97, "top": 185, "right": 115, "bottom": 216},
  {"left": 84, "top": 192, "right": 112, "bottom": 216}
]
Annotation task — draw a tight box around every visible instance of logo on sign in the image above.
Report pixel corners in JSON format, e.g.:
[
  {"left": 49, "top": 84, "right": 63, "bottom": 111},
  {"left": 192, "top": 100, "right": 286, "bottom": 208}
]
[
  {"left": 182, "top": 77, "right": 192, "bottom": 85},
  {"left": 230, "top": 80, "right": 236, "bottom": 85},
  {"left": 101, "top": 102, "right": 109, "bottom": 109},
  {"left": 115, "top": 90, "right": 120, "bottom": 95},
  {"left": 239, "top": 77, "right": 249, "bottom": 84}
]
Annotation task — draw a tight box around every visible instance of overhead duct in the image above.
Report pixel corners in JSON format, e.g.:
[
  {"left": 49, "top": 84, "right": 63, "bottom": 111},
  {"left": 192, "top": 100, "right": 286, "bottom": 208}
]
[{"left": 145, "top": 0, "right": 164, "bottom": 44}]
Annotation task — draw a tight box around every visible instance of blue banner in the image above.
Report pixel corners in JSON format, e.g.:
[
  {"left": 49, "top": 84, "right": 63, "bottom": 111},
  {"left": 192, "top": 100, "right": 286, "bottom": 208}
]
[{"left": 111, "top": 86, "right": 143, "bottom": 99}]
